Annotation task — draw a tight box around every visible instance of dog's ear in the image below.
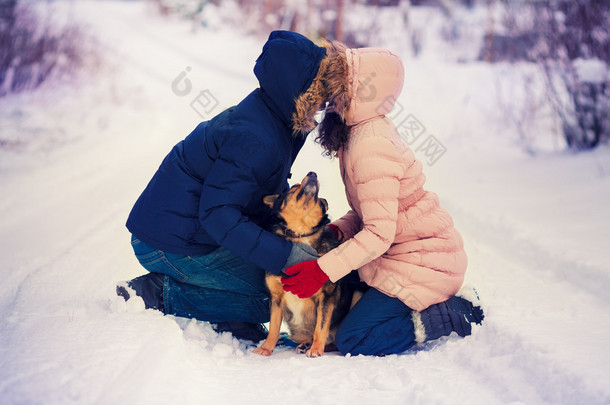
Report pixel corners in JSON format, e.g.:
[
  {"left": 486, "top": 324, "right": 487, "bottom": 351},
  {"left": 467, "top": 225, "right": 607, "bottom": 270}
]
[
  {"left": 263, "top": 194, "right": 278, "bottom": 208},
  {"left": 319, "top": 198, "right": 329, "bottom": 213}
]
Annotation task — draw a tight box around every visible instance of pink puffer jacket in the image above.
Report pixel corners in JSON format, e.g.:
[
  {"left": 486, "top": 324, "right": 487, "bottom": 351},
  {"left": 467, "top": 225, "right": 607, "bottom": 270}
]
[{"left": 318, "top": 48, "right": 467, "bottom": 311}]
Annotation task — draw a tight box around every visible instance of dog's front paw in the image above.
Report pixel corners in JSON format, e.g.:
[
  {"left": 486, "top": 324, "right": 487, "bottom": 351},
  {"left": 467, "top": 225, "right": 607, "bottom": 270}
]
[
  {"left": 253, "top": 346, "right": 274, "bottom": 356},
  {"left": 296, "top": 342, "right": 311, "bottom": 354},
  {"left": 306, "top": 345, "right": 325, "bottom": 358}
]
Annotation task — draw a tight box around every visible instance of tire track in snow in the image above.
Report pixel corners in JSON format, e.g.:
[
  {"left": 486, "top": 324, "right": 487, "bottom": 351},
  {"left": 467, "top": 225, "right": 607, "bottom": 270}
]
[
  {"left": 449, "top": 200, "right": 610, "bottom": 305},
  {"left": 0, "top": 203, "right": 128, "bottom": 317},
  {"left": 445, "top": 322, "right": 609, "bottom": 404},
  {"left": 445, "top": 204, "right": 610, "bottom": 403},
  {"left": 79, "top": 2, "right": 253, "bottom": 90}
]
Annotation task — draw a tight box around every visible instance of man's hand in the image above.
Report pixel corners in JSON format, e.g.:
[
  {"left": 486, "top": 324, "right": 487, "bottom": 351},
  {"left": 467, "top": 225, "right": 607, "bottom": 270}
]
[
  {"left": 281, "top": 260, "right": 329, "bottom": 298},
  {"left": 281, "top": 242, "right": 319, "bottom": 274}
]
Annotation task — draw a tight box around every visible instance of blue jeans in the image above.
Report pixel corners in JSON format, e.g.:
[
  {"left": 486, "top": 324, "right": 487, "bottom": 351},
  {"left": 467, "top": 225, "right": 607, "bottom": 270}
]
[
  {"left": 131, "top": 236, "right": 270, "bottom": 323},
  {"left": 335, "top": 287, "right": 417, "bottom": 356}
]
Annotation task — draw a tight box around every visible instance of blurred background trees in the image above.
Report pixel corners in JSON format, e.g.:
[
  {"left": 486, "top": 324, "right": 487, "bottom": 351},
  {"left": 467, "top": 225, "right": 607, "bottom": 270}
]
[
  {"left": 144, "top": 0, "right": 609, "bottom": 151},
  {"left": 493, "top": 0, "right": 610, "bottom": 150},
  {"left": 0, "top": 0, "right": 92, "bottom": 97},
  {"left": 1, "top": 0, "right": 608, "bottom": 151}
]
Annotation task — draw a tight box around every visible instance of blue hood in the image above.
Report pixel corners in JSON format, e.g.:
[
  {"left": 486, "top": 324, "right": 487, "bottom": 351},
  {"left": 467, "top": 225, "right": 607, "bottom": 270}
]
[{"left": 254, "top": 31, "right": 326, "bottom": 127}]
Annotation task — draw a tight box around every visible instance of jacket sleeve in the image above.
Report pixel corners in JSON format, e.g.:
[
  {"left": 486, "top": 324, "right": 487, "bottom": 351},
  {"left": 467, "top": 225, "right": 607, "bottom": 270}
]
[
  {"left": 198, "top": 135, "right": 292, "bottom": 275},
  {"left": 331, "top": 210, "right": 362, "bottom": 241},
  {"left": 318, "top": 135, "right": 405, "bottom": 282}
]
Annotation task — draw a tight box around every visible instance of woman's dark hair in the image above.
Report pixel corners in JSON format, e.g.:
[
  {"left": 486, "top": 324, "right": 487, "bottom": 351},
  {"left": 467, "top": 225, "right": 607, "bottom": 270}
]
[{"left": 315, "top": 111, "right": 351, "bottom": 157}]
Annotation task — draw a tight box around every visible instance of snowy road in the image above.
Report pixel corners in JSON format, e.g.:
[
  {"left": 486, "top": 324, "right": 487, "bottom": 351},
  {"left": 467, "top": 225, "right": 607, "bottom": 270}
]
[{"left": 1, "top": 1, "right": 609, "bottom": 404}]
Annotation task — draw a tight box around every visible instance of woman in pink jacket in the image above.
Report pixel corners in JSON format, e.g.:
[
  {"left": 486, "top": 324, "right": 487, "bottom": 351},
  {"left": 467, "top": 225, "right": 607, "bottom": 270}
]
[{"left": 282, "top": 42, "right": 484, "bottom": 356}]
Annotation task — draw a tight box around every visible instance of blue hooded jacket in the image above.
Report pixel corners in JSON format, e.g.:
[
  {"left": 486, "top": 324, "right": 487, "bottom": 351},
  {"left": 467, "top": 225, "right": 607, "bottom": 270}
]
[{"left": 126, "top": 31, "right": 326, "bottom": 275}]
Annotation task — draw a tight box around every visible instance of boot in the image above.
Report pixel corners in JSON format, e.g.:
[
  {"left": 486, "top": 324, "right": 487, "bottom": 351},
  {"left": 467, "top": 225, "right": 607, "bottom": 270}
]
[
  {"left": 116, "top": 272, "right": 165, "bottom": 312},
  {"left": 412, "top": 287, "right": 484, "bottom": 344},
  {"left": 213, "top": 321, "right": 268, "bottom": 342}
]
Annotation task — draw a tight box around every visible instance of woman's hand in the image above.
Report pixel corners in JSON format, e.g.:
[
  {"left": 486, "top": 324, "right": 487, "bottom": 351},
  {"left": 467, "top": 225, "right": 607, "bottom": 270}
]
[
  {"left": 281, "top": 260, "right": 330, "bottom": 298},
  {"left": 327, "top": 224, "right": 343, "bottom": 241}
]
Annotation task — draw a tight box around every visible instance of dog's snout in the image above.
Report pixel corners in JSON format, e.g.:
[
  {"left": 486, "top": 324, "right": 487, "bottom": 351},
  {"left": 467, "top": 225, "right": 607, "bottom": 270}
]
[
  {"left": 297, "top": 171, "right": 319, "bottom": 200},
  {"left": 303, "top": 183, "right": 317, "bottom": 194}
]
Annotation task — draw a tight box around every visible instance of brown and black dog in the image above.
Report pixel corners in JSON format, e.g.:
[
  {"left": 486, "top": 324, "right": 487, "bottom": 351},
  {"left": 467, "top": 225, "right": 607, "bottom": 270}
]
[{"left": 253, "top": 172, "right": 359, "bottom": 357}]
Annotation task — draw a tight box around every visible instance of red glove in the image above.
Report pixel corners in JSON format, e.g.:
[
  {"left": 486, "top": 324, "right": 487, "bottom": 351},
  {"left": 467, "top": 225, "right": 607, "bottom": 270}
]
[
  {"left": 281, "top": 260, "right": 329, "bottom": 298},
  {"left": 327, "top": 224, "right": 342, "bottom": 241}
]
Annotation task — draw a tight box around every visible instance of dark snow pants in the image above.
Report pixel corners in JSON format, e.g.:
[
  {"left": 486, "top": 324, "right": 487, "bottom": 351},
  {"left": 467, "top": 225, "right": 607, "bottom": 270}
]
[{"left": 335, "top": 287, "right": 418, "bottom": 356}]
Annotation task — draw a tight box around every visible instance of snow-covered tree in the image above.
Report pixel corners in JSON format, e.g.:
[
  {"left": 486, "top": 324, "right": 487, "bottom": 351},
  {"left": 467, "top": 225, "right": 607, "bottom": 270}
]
[
  {"left": 526, "top": 0, "right": 610, "bottom": 150},
  {"left": 0, "top": 0, "right": 90, "bottom": 97}
]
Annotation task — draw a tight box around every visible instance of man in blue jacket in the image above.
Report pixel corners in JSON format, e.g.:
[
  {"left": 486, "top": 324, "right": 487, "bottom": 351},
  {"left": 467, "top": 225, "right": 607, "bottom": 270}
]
[{"left": 118, "top": 31, "right": 332, "bottom": 341}]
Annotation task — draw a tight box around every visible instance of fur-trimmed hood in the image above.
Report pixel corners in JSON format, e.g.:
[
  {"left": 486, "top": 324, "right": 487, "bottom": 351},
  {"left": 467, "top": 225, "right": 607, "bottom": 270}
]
[
  {"left": 307, "top": 45, "right": 405, "bottom": 127},
  {"left": 292, "top": 40, "right": 352, "bottom": 135}
]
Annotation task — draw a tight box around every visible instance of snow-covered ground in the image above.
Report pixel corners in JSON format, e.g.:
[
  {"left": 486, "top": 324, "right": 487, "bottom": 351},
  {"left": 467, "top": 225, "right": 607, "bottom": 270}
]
[{"left": 1, "top": 1, "right": 609, "bottom": 404}]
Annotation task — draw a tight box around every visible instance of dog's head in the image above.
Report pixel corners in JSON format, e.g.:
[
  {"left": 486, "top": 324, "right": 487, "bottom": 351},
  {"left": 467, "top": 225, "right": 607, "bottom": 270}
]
[{"left": 263, "top": 172, "right": 329, "bottom": 239}]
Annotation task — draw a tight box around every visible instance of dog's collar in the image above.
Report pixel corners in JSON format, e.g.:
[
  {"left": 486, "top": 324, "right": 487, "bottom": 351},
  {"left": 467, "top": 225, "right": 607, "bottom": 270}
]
[
  {"left": 282, "top": 226, "right": 322, "bottom": 239},
  {"left": 279, "top": 218, "right": 330, "bottom": 239}
]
